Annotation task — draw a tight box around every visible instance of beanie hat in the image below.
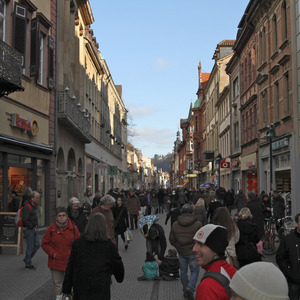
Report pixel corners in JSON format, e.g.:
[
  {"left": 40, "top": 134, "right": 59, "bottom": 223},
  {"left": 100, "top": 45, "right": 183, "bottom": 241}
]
[
  {"left": 70, "top": 197, "right": 80, "bottom": 204},
  {"left": 229, "top": 262, "right": 289, "bottom": 300},
  {"left": 193, "top": 224, "right": 228, "bottom": 257}
]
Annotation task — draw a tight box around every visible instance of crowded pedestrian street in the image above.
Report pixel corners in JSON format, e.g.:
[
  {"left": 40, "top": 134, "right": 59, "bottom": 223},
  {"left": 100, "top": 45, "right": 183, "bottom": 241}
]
[{"left": 0, "top": 208, "right": 276, "bottom": 300}]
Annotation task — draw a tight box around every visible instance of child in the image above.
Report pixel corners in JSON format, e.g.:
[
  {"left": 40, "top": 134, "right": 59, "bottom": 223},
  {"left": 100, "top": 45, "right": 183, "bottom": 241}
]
[
  {"left": 159, "top": 248, "right": 180, "bottom": 280},
  {"left": 137, "top": 252, "right": 159, "bottom": 281}
]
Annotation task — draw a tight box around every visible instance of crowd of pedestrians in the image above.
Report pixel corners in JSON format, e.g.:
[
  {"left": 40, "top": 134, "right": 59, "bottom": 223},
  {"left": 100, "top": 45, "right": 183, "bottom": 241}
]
[{"left": 16, "top": 185, "right": 298, "bottom": 299}]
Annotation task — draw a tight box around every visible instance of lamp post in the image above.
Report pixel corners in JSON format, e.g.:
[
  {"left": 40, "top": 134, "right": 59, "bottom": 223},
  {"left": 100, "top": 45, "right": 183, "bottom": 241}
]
[
  {"left": 265, "top": 124, "right": 276, "bottom": 215},
  {"left": 216, "top": 153, "right": 223, "bottom": 188}
]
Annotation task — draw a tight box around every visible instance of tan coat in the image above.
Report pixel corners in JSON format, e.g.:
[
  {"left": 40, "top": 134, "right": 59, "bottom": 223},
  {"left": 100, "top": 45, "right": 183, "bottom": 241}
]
[
  {"left": 89, "top": 206, "right": 116, "bottom": 244},
  {"left": 126, "top": 195, "right": 141, "bottom": 215}
]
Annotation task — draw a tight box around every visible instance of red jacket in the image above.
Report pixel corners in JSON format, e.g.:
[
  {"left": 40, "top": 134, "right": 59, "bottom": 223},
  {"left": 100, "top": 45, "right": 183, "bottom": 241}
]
[
  {"left": 42, "top": 219, "right": 80, "bottom": 271},
  {"left": 195, "top": 259, "right": 236, "bottom": 300}
]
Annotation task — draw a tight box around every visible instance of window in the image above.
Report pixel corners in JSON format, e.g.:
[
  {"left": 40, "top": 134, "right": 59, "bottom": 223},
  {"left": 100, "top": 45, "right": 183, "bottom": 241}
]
[
  {"left": 284, "top": 72, "right": 290, "bottom": 116},
  {"left": 37, "top": 32, "right": 44, "bottom": 85},
  {"left": 282, "top": 1, "right": 288, "bottom": 41},
  {"left": 234, "top": 121, "right": 239, "bottom": 149},
  {"left": 272, "top": 14, "right": 278, "bottom": 51},
  {"left": 262, "top": 27, "right": 267, "bottom": 62},
  {"left": 274, "top": 81, "right": 280, "bottom": 121},
  {"left": 0, "top": 0, "right": 5, "bottom": 41},
  {"left": 233, "top": 77, "right": 239, "bottom": 98},
  {"left": 13, "top": 3, "right": 26, "bottom": 66},
  {"left": 262, "top": 90, "right": 268, "bottom": 124}
]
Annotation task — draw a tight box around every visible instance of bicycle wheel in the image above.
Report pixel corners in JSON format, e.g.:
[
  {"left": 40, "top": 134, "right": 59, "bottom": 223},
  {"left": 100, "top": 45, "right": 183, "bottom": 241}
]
[{"left": 263, "top": 233, "right": 280, "bottom": 255}]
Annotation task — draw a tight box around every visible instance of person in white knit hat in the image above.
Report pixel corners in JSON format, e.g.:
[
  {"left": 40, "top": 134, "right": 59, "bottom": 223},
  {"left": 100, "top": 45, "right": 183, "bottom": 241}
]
[{"left": 229, "top": 262, "right": 289, "bottom": 300}]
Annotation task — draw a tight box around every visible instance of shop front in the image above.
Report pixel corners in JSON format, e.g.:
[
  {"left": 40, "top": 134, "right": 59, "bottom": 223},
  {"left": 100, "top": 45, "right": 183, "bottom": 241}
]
[
  {"left": 231, "top": 157, "right": 241, "bottom": 193},
  {"left": 0, "top": 137, "right": 52, "bottom": 226},
  {"left": 241, "top": 152, "right": 258, "bottom": 195}
]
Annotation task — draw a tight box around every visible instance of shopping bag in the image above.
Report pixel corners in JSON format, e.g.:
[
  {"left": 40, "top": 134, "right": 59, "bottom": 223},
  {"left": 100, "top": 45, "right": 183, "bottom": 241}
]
[{"left": 126, "top": 229, "right": 133, "bottom": 242}]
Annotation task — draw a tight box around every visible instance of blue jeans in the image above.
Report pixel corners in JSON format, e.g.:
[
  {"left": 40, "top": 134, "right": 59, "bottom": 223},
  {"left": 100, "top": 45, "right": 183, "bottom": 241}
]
[
  {"left": 179, "top": 254, "right": 200, "bottom": 293},
  {"left": 24, "top": 228, "right": 40, "bottom": 266}
]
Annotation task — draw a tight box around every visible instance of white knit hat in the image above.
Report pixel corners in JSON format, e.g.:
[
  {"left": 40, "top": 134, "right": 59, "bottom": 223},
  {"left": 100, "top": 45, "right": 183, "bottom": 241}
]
[{"left": 229, "top": 262, "right": 289, "bottom": 300}]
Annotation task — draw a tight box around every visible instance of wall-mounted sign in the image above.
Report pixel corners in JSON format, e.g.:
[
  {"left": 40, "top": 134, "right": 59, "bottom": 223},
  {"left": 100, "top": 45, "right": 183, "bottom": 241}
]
[
  {"left": 221, "top": 162, "right": 230, "bottom": 168},
  {"left": 8, "top": 113, "right": 39, "bottom": 136},
  {"left": 272, "top": 138, "right": 289, "bottom": 151},
  {"left": 246, "top": 160, "right": 256, "bottom": 168},
  {"left": 232, "top": 160, "right": 240, "bottom": 167}
]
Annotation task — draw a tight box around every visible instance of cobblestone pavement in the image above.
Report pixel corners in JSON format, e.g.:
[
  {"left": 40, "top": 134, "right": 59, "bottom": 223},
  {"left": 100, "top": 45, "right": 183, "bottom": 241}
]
[{"left": 0, "top": 210, "right": 275, "bottom": 300}]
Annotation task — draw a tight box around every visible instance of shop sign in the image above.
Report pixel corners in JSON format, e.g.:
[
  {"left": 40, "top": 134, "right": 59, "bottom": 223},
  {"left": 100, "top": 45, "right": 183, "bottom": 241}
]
[
  {"left": 9, "top": 113, "right": 39, "bottom": 136},
  {"left": 221, "top": 161, "right": 230, "bottom": 168},
  {"left": 183, "top": 179, "right": 189, "bottom": 183},
  {"left": 246, "top": 161, "right": 256, "bottom": 168},
  {"left": 272, "top": 138, "right": 289, "bottom": 151},
  {"left": 186, "top": 174, "right": 198, "bottom": 178},
  {"left": 232, "top": 159, "right": 240, "bottom": 167},
  {"left": 96, "top": 163, "right": 107, "bottom": 169}
]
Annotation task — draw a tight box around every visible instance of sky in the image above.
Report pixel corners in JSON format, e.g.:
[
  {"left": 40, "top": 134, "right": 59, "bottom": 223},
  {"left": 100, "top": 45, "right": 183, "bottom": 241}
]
[{"left": 89, "top": 0, "right": 249, "bottom": 158}]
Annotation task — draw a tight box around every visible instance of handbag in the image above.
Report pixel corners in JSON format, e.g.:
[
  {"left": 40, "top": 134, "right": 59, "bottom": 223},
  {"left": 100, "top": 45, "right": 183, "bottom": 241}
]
[
  {"left": 226, "top": 250, "right": 240, "bottom": 270},
  {"left": 125, "top": 228, "right": 133, "bottom": 242}
]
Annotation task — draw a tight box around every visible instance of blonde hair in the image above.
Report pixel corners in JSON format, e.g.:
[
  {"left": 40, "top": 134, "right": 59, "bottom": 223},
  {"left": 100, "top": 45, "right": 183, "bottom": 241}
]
[
  {"left": 239, "top": 207, "right": 253, "bottom": 220},
  {"left": 195, "top": 198, "right": 205, "bottom": 207}
]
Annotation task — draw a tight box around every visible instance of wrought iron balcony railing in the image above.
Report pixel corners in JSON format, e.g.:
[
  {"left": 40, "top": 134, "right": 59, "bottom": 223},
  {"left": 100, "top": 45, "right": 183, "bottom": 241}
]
[
  {"left": 57, "top": 91, "right": 91, "bottom": 143},
  {"left": 0, "top": 39, "right": 24, "bottom": 97}
]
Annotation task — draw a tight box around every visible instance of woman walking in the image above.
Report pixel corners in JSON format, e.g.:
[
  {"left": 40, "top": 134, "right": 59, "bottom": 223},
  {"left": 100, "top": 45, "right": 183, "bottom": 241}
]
[
  {"left": 41, "top": 207, "right": 80, "bottom": 300},
  {"left": 112, "top": 196, "right": 129, "bottom": 249},
  {"left": 62, "top": 213, "right": 124, "bottom": 300}
]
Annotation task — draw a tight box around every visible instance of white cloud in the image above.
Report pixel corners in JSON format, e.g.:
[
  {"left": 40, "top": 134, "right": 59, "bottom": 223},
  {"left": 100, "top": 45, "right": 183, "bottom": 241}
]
[
  {"left": 155, "top": 57, "right": 167, "bottom": 70},
  {"left": 126, "top": 102, "right": 156, "bottom": 117}
]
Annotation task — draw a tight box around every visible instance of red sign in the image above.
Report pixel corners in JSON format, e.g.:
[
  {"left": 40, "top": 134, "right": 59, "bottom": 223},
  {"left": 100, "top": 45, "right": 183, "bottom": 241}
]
[
  {"left": 221, "top": 161, "right": 230, "bottom": 168},
  {"left": 10, "top": 113, "right": 39, "bottom": 136}
]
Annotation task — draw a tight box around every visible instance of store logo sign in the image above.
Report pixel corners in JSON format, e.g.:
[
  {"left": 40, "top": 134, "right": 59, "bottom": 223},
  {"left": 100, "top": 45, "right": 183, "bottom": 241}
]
[{"left": 9, "top": 113, "right": 39, "bottom": 136}]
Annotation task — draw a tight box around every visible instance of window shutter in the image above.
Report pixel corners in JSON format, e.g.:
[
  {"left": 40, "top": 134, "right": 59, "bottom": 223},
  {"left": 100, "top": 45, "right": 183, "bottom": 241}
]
[
  {"left": 13, "top": 3, "right": 26, "bottom": 65},
  {"left": 48, "top": 36, "right": 54, "bottom": 89},
  {"left": 30, "top": 18, "right": 37, "bottom": 76}
]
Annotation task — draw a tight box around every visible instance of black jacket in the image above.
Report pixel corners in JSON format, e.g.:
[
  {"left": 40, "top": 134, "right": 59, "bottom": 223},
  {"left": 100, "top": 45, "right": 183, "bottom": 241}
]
[
  {"left": 246, "top": 199, "right": 265, "bottom": 239},
  {"left": 276, "top": 229, "right": 300, "bottom": 284},
  {"left": 236, "top": 219, "right": 261, "bottom": 264},
  {"left": 67, "top": 206, "right": 88, "bottom": 234},
  {"left": 165, "top": 207, "right": 181, "bottom": 226},
  {"left": 261, "top": 198, "right": 271, "bottom": 219},
  {"left": 62, "top": 237, "right": 124, "bottom": 300},
  {"left": 273, "top": 195, "right": 285, "bottom": 220},
  {"left": 159, "top": 256, "right": 179, "bottom": 278},
  {"left": 112, "top": 205, "right": 129, "bottom": 234},
  {"left": 22, "top": 201, "right": 39, "bottom": 229},
  {"left": 207, "top": 200, "right": 223, "bottom": 221},
  {"left": 147, "top": 223, "right": 167, "bottom": 261}
]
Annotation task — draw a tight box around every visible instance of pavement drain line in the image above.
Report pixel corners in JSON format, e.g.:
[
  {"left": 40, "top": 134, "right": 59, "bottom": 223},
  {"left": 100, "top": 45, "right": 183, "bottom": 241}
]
[{"left": 150, "top": 280, "right": 160, "bottom": 300}]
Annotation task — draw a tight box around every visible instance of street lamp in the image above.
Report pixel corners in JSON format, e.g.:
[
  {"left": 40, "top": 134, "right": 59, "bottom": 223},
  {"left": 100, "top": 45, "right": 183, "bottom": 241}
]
[
  {"left": 265, "top": 124, "right": 276, "bottom": 215},
  {"left": 216, "top": 153, "right": 223, "bottom": 188}
]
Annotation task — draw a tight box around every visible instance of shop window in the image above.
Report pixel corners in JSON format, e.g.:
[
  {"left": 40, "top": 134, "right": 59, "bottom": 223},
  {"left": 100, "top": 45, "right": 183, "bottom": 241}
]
[{"left": 8, "top": 154, "right": 31, "bottom": 166}]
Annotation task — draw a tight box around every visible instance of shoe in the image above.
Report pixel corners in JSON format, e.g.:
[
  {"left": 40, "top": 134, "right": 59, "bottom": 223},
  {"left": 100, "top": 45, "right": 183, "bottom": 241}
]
[
  {"left": 125, "top": 245, "right": 128, "bottom": 250},
  {"left": 185, "top": 288, "right": 194, "bottom": 300},
  {"left": 25, "top": 265, "right": 37, "bottom": 270},
  {"left": 137, "top": 276, "right": 146, "bottom": 281}
]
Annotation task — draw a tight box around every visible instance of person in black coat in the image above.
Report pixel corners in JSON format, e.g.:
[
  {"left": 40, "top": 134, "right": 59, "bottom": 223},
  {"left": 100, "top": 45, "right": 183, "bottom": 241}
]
[
  {"left": 67, "top": 197, "right": 88, "bottom": 234},
  {"left": 246, "top": 192, "right": 265, "bottom": 239},
  {"left": 206, "top": 193, "right": 223, "bottom": 223},
  {"left": 112, "top": 196, "right": 129, "bottom": 249},
  {"left": 261, "top": 193, "right": 271, "bottom": 219},
  {"left": 159, "top": 248, "right": 180, "bottom": 280},
  {"left": 62, "top": 213, "right": 124, "bottom": 300},
  {"left": 9, "top": 191, "right": 20, "bottom": 212},
  {"left": 276, "top": 213, "right": 300, "bottom": 299},
  {"left": 236, "top": 207, "right": 261, "bottom": 268}
]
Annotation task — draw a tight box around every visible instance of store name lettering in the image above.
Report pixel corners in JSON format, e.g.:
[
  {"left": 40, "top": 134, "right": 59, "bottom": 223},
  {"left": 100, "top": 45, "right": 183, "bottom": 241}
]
[
  {"left": 9, "top": 113, "right": 39, "bottom": 136},
  {"left": 246, "top": 160, "right": 255, "bottom": 167}
]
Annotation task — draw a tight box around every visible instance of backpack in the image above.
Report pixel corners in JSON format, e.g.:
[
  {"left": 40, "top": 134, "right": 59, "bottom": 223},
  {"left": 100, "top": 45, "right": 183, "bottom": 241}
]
[
  {"left": 201, "top": 271, "right": 231, "bottom": 298},
  {"left": 15, "top": 204, "right": 32, "bottom": 227}
]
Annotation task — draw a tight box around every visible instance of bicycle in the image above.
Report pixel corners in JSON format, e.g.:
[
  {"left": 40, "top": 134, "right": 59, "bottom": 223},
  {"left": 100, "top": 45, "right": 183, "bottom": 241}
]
[
  {"left": 277, "top": 216, "right": 294, "bottom": 240},
  {"left": 262, "top": 217, "right": 280, "bottom": 255}
]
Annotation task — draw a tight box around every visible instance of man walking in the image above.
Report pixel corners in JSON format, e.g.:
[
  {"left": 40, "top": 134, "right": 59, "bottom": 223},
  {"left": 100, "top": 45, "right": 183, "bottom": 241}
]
[
  {"left": 192, "top": 224, "right": 236, "bottom": 300},
  {"left": 126, "top": 189, "right": 141, "bottom": 230},
  {"left": 22, "top": 191, "right": 40, "bottom": 270},
  {"left": 276, "top": 213, "right": 300, "bottom": 300},
  {"left": 169, "top": 204, "right": 202, "bottom": 300}
]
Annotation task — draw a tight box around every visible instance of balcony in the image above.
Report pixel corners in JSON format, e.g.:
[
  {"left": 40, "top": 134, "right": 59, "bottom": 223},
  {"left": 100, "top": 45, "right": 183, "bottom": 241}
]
[
  {"left": 0, "top": 39, "right": 24, "bottom": 97},
  {"left": 57, "top": 90, "right": 91, "bottom": 143}
]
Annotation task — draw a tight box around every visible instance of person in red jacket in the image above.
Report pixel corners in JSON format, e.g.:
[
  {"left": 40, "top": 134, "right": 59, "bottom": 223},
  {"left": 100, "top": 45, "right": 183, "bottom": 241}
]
[
  {"left": 42, "top": 207, "right": 80, "bottom": 300},
  {"left": 192, "top": 224, "right": 237, "bottom": 300}
]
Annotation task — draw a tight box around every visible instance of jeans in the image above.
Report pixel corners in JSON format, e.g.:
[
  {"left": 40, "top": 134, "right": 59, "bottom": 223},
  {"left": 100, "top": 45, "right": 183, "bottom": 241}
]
[
  {"left": 179, "top": 254, "right": 200, "bottom": 293},
  {"left": 288, "top": 281, "right": 300, "bottom": 300},
  {"left": 24, "top": 228, "right": 40, "bottom": 266}
]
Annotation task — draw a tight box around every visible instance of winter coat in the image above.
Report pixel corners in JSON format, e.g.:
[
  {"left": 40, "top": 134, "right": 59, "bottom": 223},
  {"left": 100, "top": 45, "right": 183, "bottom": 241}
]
[
  {"left": 150, "top": 194, "right": 159, "bottom": 208},
  {"left": 194, "top": 205, "right": 207, "bottom": 225},
  {"left": 89, "top": 206, "right": 116, "bottom": 244},
  {"left": 235, "top": 193, "right": 246, "bottom": 213},
  {"left": 41, "top": 219, "right": 80, "bottom": 271},
  {"left": 169, "top": 213, "right": 202, "bottom": 256},
  {"left": 159, "top": 256, "right": 179, "bottom": 278},
  {"left": 62, "top": 236, "right": 124, "bottom": 300},
  {"left": 147, "top": 223, "right": 167, "bottom": 261},
  {"left": 22, "top": 200, "right": 39, "bottom": 229},
  {"left": 207, "top": 200, "right": 223, "bottom": 222},
  {"left": 276, "top": 228, "right": 300, "bottom": 285},
  {"left": 142, "top": 261, "right": 159, "bottom": 280},
  {"left": 273, "top": 194, "right": 286, "bottom": 220},
  {"left": 261, "top": 198, "right": 271, "bottom": 219},
  {"left": 195, "top": 258, "right": 236, "bottom": 300},
  {"left": 246, "top": 199, "right": 265, "bottom": 239},
  {"left": 126, "top": 194, "right": 141, "bottom": 214},
  {"left": 139, "top": 193, "right": 148, "bottom": 207},
  {"left": 235, "top": 219, "right": 261, "bottom": 267},
  {"left": 67, "top": 206, "right": 88, "bottom": 234},
  {"left": 165, "top": 207, "right": 181, "bottom": 226},
  {"left": 112, "top": 204, "right": 129, "bottom": 234}
]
